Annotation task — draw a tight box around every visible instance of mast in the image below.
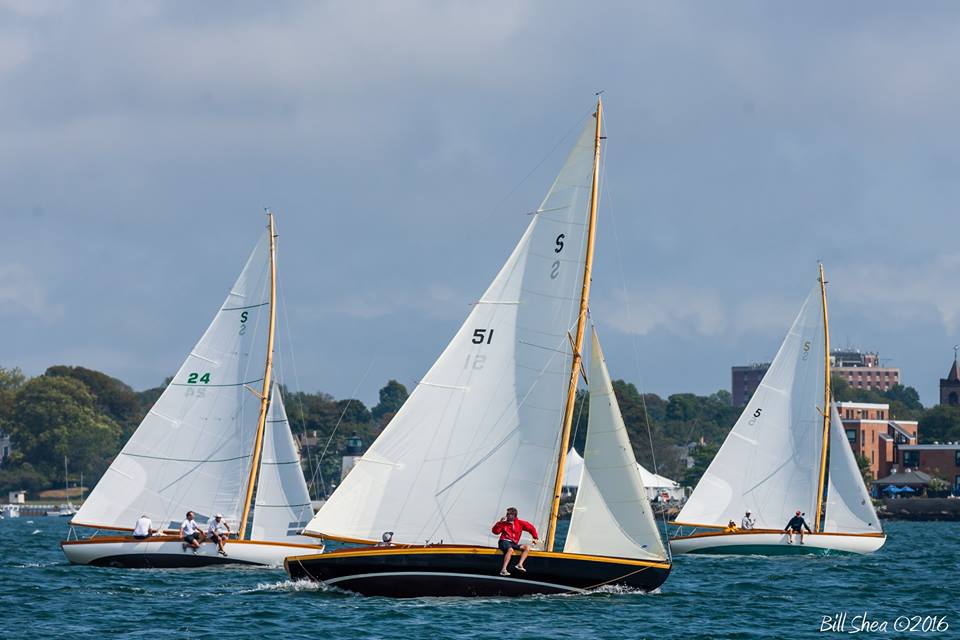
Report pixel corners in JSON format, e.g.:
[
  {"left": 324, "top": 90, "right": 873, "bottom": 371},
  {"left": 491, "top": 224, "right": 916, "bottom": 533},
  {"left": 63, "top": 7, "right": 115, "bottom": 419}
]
[
  {"left": 813, "top": 262, "right": 831, "bottom": 532},
  {"left": 239, "top": 212, "right": 278, "bottom": 539},
  {"left": 545, "top": 96, "right": 603, "bottom": 552}
]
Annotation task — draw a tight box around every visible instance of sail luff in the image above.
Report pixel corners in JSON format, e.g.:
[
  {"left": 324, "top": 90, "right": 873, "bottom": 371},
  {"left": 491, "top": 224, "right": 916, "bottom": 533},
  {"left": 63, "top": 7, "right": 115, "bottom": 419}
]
[
  {"left": 814, "top": 263, "right": 831, "bottom": 533},
  {"left": 545, "top": 96, "right": 603, "bottom": 552},
  {"left": 239, "top": 212, "right": 278, "bottom": 539}
]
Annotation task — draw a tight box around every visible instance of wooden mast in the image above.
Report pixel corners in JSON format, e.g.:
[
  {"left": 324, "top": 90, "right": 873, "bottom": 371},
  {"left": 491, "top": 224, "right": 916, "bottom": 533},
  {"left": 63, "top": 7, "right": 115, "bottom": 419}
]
[
  {"left": 239, "top": 211, "right": 278, "bottom": 539},
  {"left": 813, "top": 262, "right": 831, "bottom": 532},
  {"left": 545, "top": 96, "right": 603, "bottom": 552}
]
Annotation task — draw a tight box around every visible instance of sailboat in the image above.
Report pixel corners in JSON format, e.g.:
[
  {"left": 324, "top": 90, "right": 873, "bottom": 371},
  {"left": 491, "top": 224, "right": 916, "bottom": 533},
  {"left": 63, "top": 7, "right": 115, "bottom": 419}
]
[
  {"left": 669, "top": 266, "right": 885, "bottom": 555},
  {"left": 284, "top": 97, "right": 672, "bottom": 596},
  {"left": 46, "top": 457, "right": 78, "bottom": 517},
  {"left": 61, "top": 214, "right": 323, "bottom": 567}
]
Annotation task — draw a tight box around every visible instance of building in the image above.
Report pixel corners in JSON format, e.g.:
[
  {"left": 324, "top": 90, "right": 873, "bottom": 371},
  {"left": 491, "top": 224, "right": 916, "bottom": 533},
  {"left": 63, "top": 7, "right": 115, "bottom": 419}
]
[
  {"left": 896, "top": 443, "right": 960, "bottom": 495},
  {"left": 939, "top": 351, "right": 960, "bottom": 406},
  {"left": 730, "top": 349, "right": 901, "bottom": 406},
  {"left": 340, "top": 432, "right": 365, "bottom": 481},
  {"left": 837, "top": 402, "right": 918, "bottom": 480}
]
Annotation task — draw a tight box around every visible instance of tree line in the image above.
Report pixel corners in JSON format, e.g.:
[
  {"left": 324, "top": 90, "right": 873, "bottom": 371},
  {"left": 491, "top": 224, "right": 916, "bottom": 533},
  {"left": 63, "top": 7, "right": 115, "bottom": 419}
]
[{"left": 2, "top": 364, "right": 958, "bottom": 497}]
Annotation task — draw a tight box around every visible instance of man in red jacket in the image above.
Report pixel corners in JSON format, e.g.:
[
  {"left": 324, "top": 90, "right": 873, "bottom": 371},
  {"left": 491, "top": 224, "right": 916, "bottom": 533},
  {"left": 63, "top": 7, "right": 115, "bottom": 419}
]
[{"left": 491, "top": 506, "right": 540, "bottom": 576}]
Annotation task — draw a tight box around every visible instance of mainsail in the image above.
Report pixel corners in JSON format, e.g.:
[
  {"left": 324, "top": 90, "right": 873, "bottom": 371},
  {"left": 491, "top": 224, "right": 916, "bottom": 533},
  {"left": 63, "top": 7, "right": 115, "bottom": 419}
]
[
  {"left": 305, "top": 118, "right": 599, "bottom": 546},
  {"left": 675, "top": 286, "right": 826, "bottom": 529},
  {"left": 564, "top": 330, "right": 667, "bottom": 560},
  {"left": 74, "top": 230, "right": 271, "bottom": 531},
  {"left": 250, "top": 384, "right": 315, "bottom": 542},
  {"left": 823, "top": 403, "right": 882, "bottom": 533}
]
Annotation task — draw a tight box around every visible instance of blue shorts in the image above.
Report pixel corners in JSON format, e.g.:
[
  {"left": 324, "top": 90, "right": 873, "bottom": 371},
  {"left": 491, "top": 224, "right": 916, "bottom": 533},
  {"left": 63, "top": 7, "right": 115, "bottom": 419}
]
[{"left": 498, "top": 539, "right": 523, "bottom": 553}]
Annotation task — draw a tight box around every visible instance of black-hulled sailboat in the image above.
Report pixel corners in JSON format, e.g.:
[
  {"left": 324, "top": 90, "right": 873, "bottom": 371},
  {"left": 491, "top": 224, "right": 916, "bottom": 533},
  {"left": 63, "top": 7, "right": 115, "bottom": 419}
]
[{"left": 285, "top": 97, "right": 672, "bottom": 596}]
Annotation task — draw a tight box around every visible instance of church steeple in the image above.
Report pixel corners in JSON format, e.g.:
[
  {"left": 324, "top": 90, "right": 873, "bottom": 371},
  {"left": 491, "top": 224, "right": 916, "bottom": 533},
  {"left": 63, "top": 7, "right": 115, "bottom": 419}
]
[{"left": 939, "top": 346, "right": 960, "bottom": 405}]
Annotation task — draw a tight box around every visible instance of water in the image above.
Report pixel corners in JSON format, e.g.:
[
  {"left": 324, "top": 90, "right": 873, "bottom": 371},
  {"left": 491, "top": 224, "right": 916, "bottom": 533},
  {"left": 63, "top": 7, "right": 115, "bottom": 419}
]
[{"left": 0, "top": 518, "right": 955, "bottom": 639}]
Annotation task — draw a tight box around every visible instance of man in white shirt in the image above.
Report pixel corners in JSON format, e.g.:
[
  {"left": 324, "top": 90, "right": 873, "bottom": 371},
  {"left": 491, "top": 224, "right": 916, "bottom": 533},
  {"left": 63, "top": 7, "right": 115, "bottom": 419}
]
[
  {"left": 206, "top": 513, "right": 231, "bottom": 557},
  {"left": 132, "top": 514, "right": 155, "bottom": 539},
  {"left": 180, "top": 511, "right": 204, "bottom": 553},
  {"left": 741, "top": 511, "right": 756, "bottom": 530}
]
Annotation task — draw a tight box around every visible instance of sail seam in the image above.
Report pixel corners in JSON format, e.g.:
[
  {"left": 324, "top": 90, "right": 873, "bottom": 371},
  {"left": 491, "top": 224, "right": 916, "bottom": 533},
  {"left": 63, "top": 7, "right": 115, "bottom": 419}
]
[{"left": 170, "top": 378, "right": 264, "bottom": 388}]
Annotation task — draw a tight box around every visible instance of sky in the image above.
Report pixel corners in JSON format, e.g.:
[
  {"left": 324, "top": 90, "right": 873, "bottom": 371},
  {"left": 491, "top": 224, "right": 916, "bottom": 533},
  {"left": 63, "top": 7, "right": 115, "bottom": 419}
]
[{"left": 1, "top": 1, "right": 958, "bottom": 407}]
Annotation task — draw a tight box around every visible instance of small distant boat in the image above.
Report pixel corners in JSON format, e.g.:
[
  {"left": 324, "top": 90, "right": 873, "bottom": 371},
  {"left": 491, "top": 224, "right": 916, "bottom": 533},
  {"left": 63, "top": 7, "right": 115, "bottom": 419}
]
[
  {"left": 61, "top": 214, "right": 323, "bottom": 567},
  {"left": 1, "top": 505, "right": 19, "bottom": 519},
  {"left": 669, "top": 268, "right": 885, "bottom": 556},
  {"left": 285, "top": 97, "right": 672, "bottom": 596},
  {"left": 46, "top": 505, "right": 78, "bottom": 518}
]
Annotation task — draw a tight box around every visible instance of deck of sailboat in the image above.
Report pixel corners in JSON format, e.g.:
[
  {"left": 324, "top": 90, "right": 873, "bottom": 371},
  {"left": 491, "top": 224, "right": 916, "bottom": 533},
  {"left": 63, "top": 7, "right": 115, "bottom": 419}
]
[
  {"left": 669, "top": 528, "right": 886, "bottom": 556},
  {"left": 284, "top": 544, "right": 671, "bottom": 597}
]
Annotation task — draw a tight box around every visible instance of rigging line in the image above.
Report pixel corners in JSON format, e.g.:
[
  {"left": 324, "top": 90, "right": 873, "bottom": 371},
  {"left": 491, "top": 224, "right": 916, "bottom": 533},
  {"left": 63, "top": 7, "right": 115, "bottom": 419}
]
[
  {"left": 488, "top": 109, "right": 593, "bottom": 218},
  {"left": 276, "top": 266, "right": 321, "bottom": 499},
  {"left": 601, "top": 114, "right": 672, "bottom": 559},
  {"left": 311, "top": 357, "right": 377, "bottom": 497}
]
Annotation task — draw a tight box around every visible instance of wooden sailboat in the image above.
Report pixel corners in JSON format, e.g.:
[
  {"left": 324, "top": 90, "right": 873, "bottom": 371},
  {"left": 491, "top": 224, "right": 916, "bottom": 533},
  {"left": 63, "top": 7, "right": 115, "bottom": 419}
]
[
  {"left": 284, "top": 97, "right": 672, "bottom": 596},
  {"left": 61, "top": 214, "right": 323, "bottom": 567},
  {"left": 669, "top": 266, "right": 885, "bottom": 555}
]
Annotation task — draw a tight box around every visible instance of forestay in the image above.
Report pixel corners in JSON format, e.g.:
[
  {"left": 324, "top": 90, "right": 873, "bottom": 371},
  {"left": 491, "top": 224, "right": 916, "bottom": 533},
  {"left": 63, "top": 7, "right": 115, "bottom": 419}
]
[
  {"left": 250, "top": 385, "right": 315, "bottom": 542},
  {"left": 676, "top": 287, "right": 825, "bottom": 529},
  {"left": 564, "top": 330, "right": 667, "bottom": 561},
  {"left": 73, "top": 230, "right": 271, "bottom": 532},
  {"left": 306, "top": 118, "right": 598, "bottom": 546},
  {"left": 823, "top": 404, "right": 882, "bottom": 533}
]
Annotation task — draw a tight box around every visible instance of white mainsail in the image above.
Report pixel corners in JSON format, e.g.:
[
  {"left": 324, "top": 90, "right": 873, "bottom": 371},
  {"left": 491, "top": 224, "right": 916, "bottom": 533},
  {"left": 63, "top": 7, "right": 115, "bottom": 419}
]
[
  {"left": 250, "top": 384, "right": 315, "bottom": 542},
  {"left": 675, "top": 286, "right": 826, "bottom": 530},
  {"left": 306, "top": 118, "right": 599, "bottom": 546},
  {"left": 823, "top": 403, "right": 882, "bottom": 533},
  {"left": 564, "top": 330, "right": 667, "bottom": 560},
  {"left": 74, "top": 230, "right": 271, "bottom": 532}
]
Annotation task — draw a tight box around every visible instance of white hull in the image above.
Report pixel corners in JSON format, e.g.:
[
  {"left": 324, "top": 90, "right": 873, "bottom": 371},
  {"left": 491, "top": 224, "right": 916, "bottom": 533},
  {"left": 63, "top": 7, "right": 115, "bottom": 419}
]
[
  {"left": 669, "top": 531, "right": 885, "bottom": 556},
  {"left": 61, "top": 535, "right": 323, "bottom": 568}
]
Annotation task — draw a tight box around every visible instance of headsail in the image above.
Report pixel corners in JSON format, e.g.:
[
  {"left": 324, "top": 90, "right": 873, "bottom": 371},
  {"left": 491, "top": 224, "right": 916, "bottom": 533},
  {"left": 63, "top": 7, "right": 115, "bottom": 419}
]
[
  {"left": 823, "top": 403, "right": 882, "bottom": 533},
  {"left": 675, "top": 286, "right": 826, "bottom": 529},
  {"left": 564, "top": 330, "right": 667, "bottom": 561},
  {"left": 73, "top": 230, "right": 271, "bottom": 532},
  {"left": 250, "top": 384, "right": 315, "bottom": 542},
  {"left": 305, "top": 119, "right": 598, "bottom": 546}
]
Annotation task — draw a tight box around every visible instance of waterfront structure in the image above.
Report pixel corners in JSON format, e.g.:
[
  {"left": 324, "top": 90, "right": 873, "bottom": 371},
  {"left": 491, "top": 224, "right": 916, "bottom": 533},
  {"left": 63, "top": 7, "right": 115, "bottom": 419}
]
[
  {"left": 731, "top": 350, "right": 900, "bottom": 406},
  {"left": 939, "top": 350, "right": 960, "bottom": 406},
  {"left": 896, "top": 443, "right": 960, "bottom": 495},
  {"left": 837, "top": 402, "right": 917, "bottom": 481},
  {"left": 340, "top": 433, "right": 364, "bottom": 480}
]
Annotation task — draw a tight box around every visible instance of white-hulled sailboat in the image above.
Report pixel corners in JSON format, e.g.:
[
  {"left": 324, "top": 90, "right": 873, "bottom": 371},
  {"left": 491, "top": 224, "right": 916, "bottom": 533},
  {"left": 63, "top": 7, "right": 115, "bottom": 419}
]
[
  {"left": 669, "top": 266, "right": 885, "bottom": 555},
  {"left": 61, "top": 215, "right": 323, "bottom": 567},
  {"left": 285, "top": 97, "right": 672, "bottom": 597}
]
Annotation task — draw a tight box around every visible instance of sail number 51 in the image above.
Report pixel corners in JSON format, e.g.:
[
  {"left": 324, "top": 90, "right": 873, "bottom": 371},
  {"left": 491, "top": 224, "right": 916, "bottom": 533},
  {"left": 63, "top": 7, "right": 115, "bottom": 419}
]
[{"left": 471, "top": 329, "right": 494, "bottom": 344}]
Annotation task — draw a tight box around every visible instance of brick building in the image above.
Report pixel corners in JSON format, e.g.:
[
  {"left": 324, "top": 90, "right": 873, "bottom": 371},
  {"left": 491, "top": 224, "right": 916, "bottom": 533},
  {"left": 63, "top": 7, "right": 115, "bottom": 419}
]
[
  {"left": 731, "top": 349, "right": 901, "bottom": 406},
  {"left": 836, "top": 402, "right": 918, "bottom": 481},
  {"left": 896, "top": 443, "right": 960, "bottom": 495},
  {"left": 939, "top": 352, "right": 960, "bottom": 406}
]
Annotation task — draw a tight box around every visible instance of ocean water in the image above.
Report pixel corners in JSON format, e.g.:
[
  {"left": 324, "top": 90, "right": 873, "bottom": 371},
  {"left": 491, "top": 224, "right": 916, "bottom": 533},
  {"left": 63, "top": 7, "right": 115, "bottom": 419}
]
[{"left": 0, "top": 517, "right": 955, "bottom": 639}]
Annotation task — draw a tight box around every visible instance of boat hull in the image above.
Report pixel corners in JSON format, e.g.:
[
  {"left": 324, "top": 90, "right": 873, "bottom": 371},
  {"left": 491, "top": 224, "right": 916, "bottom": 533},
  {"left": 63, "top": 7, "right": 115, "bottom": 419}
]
[
  {"left": 669, "top": 531, "right": 886, "bottom": 556},
  {"left": 284, "top": 546, "right": 671, "bottom": 597},
  {"left": 61, "top": 535, "right": 323, "bottom": 568}
]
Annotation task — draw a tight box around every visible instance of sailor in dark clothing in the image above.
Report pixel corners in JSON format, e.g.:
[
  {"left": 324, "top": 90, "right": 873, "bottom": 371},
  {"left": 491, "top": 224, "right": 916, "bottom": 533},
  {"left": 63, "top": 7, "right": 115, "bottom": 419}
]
[{"left": 784, "top": 510, "right": 812, "bottom": 544}]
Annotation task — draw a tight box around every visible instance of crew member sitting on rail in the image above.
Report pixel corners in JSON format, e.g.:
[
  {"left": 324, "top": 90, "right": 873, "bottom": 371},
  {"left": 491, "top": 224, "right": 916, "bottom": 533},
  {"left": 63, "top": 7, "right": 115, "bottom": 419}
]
[
  {"left": 741, "top": 511, "right": 756, "bottom": 530},
  {"left": 132, "top": 514, "right": 156, "bottom": 539},
  {"left": 206, "top": 513, "right": 231, "bottom": 557},
  {"left": 491, "top": 507, "right": 539, "bottom": 577},
  {"left": 784, "top": 510, "right": 812, "bottom": 544},
  {"left": 376, "top": 531, "right": 395, "bottom": 547},
  {"left": 180, "top": 511, "right": 205, "bottom": 553},
  {"left": 723, "top": 520, "right": 739, "bottom": 533}
]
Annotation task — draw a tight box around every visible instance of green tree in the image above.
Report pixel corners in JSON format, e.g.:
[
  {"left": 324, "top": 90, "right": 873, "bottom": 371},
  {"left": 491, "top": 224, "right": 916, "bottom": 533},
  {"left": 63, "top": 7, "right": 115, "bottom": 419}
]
[
  {"left": 0, "top": 367, "right": 27, "bottom": 440},
  {"left": 7, "top": 376, "right": 121, "bottom": 481},
  {"left": 856, "top": 454, "right": 873, "bottom": 483},
  {"left": 918, "top": 405, "right": 960, "bottom": 444},
  {"left": 45, "top": 366, "right": 143, "bottom": 438},
  {"left": 682, "top": 443, "right": 719, "bottom": 488},
  {"left": 372, "top": 380, "right": 409, "bottom": 422}
]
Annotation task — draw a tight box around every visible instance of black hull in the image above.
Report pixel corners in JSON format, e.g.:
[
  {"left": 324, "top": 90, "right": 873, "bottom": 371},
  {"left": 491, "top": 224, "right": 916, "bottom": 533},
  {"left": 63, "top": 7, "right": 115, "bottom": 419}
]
[
  {"left": 285, "top": 547, "right": 671, "bottom": 597},
  {"left": 88, "top": 554, "right": 258, "bottom": 569}
]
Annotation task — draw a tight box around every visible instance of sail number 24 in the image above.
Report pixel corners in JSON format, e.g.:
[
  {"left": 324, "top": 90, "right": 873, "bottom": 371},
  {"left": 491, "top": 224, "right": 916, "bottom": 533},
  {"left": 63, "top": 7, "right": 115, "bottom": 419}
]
[{"left": 186, "top": 373, "right": 211, "bottom": 384}]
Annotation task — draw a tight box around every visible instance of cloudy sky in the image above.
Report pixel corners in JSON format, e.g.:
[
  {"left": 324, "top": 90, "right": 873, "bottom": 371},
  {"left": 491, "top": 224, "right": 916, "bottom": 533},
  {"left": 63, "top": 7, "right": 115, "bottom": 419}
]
[{"left": 2, "top": 1, "right": 958, "bottom": 407}]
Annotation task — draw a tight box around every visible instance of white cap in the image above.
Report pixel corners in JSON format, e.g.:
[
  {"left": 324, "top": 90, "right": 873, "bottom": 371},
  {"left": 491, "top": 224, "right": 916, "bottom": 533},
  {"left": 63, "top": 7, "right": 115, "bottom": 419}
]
[{"left": 215, "top": 513, "right": 223, "bottom": 518}]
